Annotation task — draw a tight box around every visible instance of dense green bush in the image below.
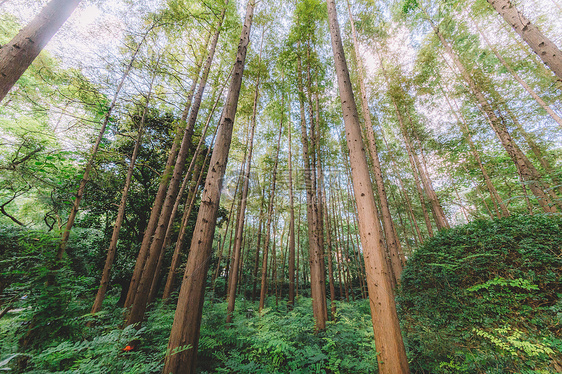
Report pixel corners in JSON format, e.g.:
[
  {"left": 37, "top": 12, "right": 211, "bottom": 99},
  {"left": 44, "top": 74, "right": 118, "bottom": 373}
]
[{"left": 398, "top": 214, "right": 562, "bottom": 373}]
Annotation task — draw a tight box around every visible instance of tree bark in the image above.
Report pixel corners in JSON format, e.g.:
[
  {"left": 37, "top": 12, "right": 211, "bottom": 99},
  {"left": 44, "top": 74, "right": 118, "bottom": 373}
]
[
  {"left": 123, "top": 35, "right": 206, "bottom": 309},
  {"left": 57, "top": 25, "right": 148, "bottom": 265},
  {"left": 431, "top": 19, "right": 557, "bottom": 213},
  {"left": 326, "top": 1, "right": 410, "bottom": 371},
  {"left": 287, "top": 104, "right": 296, "bottom": 310},
  {"left": 0, "top": 0, "right": 81, "bottom": 102},
  {"left": 226, "top": 40, "right": 262, "bottom": 322},
  {"left": 347, "top": 4, "right": 404, "bottom": 283},
  {"left": 90, "top": 88, "right": 150, "bottom": 315},
  {"left": 126, "top": 3, "right": 227, "bottom": 326},
  {"left": 487, "top": 0, "right": 562, "bottom": 81},
  {"left": 258, "top": 106, "right": 284, "bottom": 312},
  {"left": 162, "top": 1, "right": 255, "bottom": 371},
  {"left": 471, "top": 16, "right": 562, "bottom": 129},
  {"left": 296, "top": 46, "right": 327, "bottom": 330}
]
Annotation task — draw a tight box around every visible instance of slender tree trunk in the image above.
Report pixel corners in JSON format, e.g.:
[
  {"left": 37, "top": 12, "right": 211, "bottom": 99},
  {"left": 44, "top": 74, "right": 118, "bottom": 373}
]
[
  {"left": 487, "top": 0, "right": 562, "bottom": 81},
  {"left": 126, "top": 3, "right": 228, "bottom": 326},
  {"left": 296, "top": 47, "right": 327, "bottom": 330},
  {"left": 287, "top": 109, "right": 296, "bottom": 310},
  {"left": 0, "top": 0, "right": 81, "bottom": 102},
  {"left": 431, "top": 18, "right": 557, "bottom": 213},
  {"left": 439, "top": 82, "right": 509, "bottom": 218},
  {"left": 162, "top": 84, "right": 226, "bottom": 300},
  {"left": 326, "top": 1, "right": 410, "bottom": 372},
  {"left": 226, "top": 39, "right": 262, "bottom": 322},
  {"left": 471, "top": 16, "right": 562, "bottom": 129},
  {"left": 57, "top": 27, "right": 148, "bottom": 264},
  {"left": 90, "top": 86, "right": 151, "bottom": 315},
  {"left": 124, "top": 39, "right": 206, "bottom": 309},
  {"left": 259, "top": 109, "right": 284, "bottom": 312},
  {"left": 412, "top": 129, "right": 449, "bottom": 230},
  {"left": 163, "top": 2, "right": 255, "bottom": 372},
  {"left": 252, "top": 187, "right": 265, "bottom": 301},
  {"left": 347, "top": 4, "right": 404, "bottom": 282}
]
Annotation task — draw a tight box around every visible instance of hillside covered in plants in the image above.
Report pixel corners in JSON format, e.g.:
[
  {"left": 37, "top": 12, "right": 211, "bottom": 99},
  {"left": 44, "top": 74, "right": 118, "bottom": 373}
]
[{"left": 0, "top": 0, "right": 561, "bottom": 373}]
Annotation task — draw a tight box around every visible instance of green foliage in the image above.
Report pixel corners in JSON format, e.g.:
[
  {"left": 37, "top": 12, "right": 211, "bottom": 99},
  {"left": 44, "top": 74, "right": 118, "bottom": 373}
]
[
  {"left": 197, "top": 297, "right": 378, "bottom": 373},
  {"left": 398, "top": 214, "right": 562, "bottom": 373}
]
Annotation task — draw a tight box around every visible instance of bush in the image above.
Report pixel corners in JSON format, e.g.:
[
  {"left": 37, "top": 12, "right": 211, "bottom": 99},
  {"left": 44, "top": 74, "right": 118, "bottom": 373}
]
[{"left": 398, "top": 214, "right": 562, "bottom": 373}]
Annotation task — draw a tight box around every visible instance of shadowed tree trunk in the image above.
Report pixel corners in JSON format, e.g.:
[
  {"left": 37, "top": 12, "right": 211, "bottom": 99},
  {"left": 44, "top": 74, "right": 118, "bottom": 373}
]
[
  {"left": 126, "top": 3, "right": 228, "bottom": 327},
  {"left": 90, "top": 86, "right": 150, "bottom": 315},
  {"left": 287, "top": 104, "right": 296, "bottom": 310},
  {"left": 162, "top": 2, "right": 255, "bottom": 371},
  {"left": 326, "top": 0, "right": 410, "bottom": 372},
  {"left": 0, "top": 0, "right": 81, "bottom": 102},
  {"left": 226, "top": 36, "right": 262, "bottom": 322},
  {"left": 296, "top": 45, "right": 327, "bottom": 330},
  {"left": 123, "top": 33, "right": 208, "bottom": 309},
  {"left": 259, "top": 107, "right": 284, "bottom": 312}
]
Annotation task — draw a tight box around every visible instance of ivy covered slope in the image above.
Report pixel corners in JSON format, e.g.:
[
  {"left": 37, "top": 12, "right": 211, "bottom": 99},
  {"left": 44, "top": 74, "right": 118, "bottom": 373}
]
[{"left": 398, "top": 214, "right": 562, "bottom": 373}]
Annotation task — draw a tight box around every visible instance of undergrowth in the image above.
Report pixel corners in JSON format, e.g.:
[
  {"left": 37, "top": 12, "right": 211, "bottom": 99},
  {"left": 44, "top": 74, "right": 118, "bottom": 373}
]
[{"left": 398, "top": 214, "right": 562, "bottom": 373}]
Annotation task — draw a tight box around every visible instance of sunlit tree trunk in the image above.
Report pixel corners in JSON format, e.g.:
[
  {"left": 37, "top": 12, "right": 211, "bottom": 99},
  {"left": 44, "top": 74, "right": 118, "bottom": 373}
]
[
  {"left": 487, "top": 0, "right": 562, "bottom": 80},
  {"left": 162, "top": 1, "right": 255, "bottom": 372},
  {"left": 347, "top": 4, "right": 404, "bottom": 282},
  {"left": 0, "top": 0, "right": 81, "bottom": 102},
  {"left": 326, "top": 0, "right": 410, "bottom": 372}
]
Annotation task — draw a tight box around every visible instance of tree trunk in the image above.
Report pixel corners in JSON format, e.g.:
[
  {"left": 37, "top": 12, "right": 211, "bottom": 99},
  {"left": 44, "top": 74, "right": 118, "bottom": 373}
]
[
  {"left": 258, "top": 107, "right": 284, "bottom": 312},
  {"left": 296, "top": 46, "right": 327, "bottom": 330},
  {"left": 287, "top": 105, "right": 296, "bottom": 310},
  {"left": 57, "top": 25, "right": 148, "bottom": 265},
  {"left": 326, "top": 1, "right": 410, "bottom": 372},
  {"left": 487, "top": 0, "right": 562, "bottom": 81},
  {"left": 347, "top": 4, "right": 404, "bottom": 283},
  {"left": 438, "top": 82, "right": 509, "bottom": 218},
  {"left": 123, "top": 38, "right": 206, "bottom": 309},
  {"left": 163, "top": 1, "right": 255, "bottom": 371},
  {"left": 90, "top": 89, "right": 150, "bottom": 315},
  {"left": 226, "top": 40, "right": 262, "bottom": 322},
  {"left": 431, "top": 19, "right": 557, "bottom": 214},
  {"left": 471, "top": 16, "right": 562, "bottom": 129},
  {"left": 0, "top": 0, "right": 81, "bottom": 102},
  {"left": 126, "top": 3, "right": 227, "bottom": 327},
  {"left": 161, "top": 86, "right": 226, "bottom": 301},
  {"left": 412, "top": 129, "right": 449, "bottom": 230},
  {"left": 251, "top": 187, "right": 265, "bottom": 301}
]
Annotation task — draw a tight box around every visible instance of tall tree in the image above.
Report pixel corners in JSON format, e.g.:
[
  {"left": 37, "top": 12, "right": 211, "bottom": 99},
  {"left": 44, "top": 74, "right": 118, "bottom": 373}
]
[
  {"left": 225, "top": 33, "right": 263, "bottom": 323},
  {"left": 0, "top": 0, "right": 81, "bottom": 102},
  {"left": 326, "top": 0, "right": 410, "bottom": 372},
  {"left": 486, "top": 0, "right": 562, "bottom": 81},
  {"left": 163, "top": 1, "right": 255, "bottom": 372},
  {"left": 126, "top": 1, "right": 228, "bottom": 326}
]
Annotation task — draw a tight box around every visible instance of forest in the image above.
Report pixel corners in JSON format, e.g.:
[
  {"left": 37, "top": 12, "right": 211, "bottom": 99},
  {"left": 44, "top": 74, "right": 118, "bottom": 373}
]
[{"left": 0, "top": 0, "right": 561, "bottom": 372}]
